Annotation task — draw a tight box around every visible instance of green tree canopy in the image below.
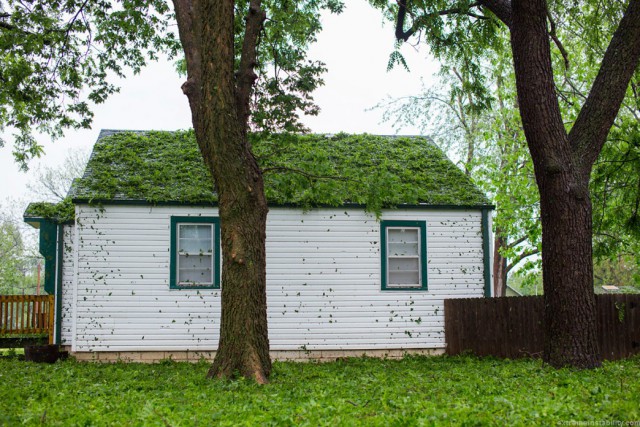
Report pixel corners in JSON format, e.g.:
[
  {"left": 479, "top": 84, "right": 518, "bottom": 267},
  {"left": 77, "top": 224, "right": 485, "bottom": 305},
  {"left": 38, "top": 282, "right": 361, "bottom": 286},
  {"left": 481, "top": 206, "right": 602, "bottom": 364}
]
[{"left": 0, "top": 0, "right": 340, "bottom": 168}]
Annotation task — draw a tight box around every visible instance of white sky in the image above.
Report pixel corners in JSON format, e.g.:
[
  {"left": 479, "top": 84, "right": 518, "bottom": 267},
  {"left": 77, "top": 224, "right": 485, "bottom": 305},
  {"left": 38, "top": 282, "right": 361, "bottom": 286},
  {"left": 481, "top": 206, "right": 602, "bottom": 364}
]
[{"left": 0, "top": 0, "right": 438, "bottom": 209}]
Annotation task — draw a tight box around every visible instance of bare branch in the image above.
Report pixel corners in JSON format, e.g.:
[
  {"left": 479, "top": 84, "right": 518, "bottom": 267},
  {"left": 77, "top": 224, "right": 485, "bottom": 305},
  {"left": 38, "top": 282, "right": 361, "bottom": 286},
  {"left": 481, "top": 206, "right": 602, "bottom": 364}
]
[{"left": 546, "top": 10, "right": 569, "bottom": 70}]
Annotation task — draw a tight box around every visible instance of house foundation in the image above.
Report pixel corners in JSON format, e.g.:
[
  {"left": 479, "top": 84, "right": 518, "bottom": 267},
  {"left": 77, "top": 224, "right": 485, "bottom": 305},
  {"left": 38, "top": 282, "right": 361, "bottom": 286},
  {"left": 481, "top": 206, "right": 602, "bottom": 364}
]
[{"left": 62, "top": 347, "right": 444, "bottom": 363}]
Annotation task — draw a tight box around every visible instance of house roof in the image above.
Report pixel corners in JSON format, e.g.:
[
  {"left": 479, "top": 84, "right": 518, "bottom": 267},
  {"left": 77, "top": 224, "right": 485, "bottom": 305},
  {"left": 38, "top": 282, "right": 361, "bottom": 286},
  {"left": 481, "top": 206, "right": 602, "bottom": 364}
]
[{"left": 27, "top": 130, "right": 491, "bottom": 221}]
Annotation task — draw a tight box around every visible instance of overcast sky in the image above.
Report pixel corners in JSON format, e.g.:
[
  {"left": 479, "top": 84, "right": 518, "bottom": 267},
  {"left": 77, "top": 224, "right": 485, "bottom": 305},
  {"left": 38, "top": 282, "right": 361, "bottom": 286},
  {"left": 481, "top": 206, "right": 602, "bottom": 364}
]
[{"left": 0, "top": 0, "right": 438, "bottom": 208}]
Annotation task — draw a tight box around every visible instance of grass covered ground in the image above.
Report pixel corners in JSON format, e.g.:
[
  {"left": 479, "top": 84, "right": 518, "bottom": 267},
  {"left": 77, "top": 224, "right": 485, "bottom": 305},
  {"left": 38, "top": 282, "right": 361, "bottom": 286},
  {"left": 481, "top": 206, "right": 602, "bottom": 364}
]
[{"left": 1, "top": 355, "right": 639, "bottom": 426}]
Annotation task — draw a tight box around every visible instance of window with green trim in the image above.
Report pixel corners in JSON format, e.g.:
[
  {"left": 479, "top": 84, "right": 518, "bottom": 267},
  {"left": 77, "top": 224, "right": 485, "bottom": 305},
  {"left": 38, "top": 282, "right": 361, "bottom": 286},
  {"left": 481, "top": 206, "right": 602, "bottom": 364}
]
[
  {"left": 170, "top": 217, "right": 220, "bottom": 289},
  {"left": 381, "top": 220, "right": 427, "bottom": 291}
]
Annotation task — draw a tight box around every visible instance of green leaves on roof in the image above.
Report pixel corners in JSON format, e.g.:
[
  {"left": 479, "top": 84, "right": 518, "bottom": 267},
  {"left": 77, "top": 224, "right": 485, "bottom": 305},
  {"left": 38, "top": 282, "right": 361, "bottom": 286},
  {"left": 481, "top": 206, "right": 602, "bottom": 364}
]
[
  {"left": 66, "top": 130, "right": 488, "bottom": 212},
  {"left": 70, "top": 131, "right": 216, "bottom": 204},
  {"left": 254, "top": 133, "right": 489, "bottom": 210},
  {"left": 24, "top": 199, "right": 75, "bottom": 223}
]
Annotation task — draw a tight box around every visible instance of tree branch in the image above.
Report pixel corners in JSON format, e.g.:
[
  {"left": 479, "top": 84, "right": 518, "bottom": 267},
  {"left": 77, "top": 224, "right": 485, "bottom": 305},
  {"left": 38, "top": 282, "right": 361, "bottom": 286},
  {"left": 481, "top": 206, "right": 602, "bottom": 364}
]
[
  {"left": 478, "top": 0, "right": 512, "bottom": 28},
  {"left": 0, "top": 21, "right": 15, "bottom": 31},
  {"left": 510, "top": 0, "right": 569, "bottom": 172},
  {"left": 506, "top": 247, "right": 540, "bottom": 273},
  {"left": 395, "top": 1, "right": 487, "bottom": 42},
  {"left": 172, "top": 0, "right": 202, "bottom": 124},
  {"left": 395, "top": 1, "right": 415, "bottom": 42},
  {"left": 507, "top": 235, "right": 529, "bottom": 249},
  {"left": 569, "top": 0, "right": 640, "bottom": 170},
  {"left": 594, "top": 231, "right": 625, "bottom": 244},
  {"left": 236, "top": 0, "right": 266, "bottom": 130},
  {"left": 546, "top": 10, "right": 569, "bottom": 70}
]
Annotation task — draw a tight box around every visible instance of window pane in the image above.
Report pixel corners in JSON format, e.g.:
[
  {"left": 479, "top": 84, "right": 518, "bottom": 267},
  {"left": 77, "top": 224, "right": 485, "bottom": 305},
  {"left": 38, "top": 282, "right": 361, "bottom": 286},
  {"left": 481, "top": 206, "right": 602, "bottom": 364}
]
[
  {"left": 387, "top": 228, "right": 419, "bottom": 256},
  {"left": 388, "top": 228, "right": 419, "bottom": 244},
  {"left": 389, "top": 257, "right": 419, "bottom": 273},
  {"left": 389, "top": 271, "right": 421, "bottom": 286},
  {"left": 388, "top": 242, "right": 419, "bottom": 257},
  {"left": 180, "top": 225, "right": 198, "bottom": 239},
  {"left": 178, "top": 254, "right": 213, "bottom": 284},
  {"left": 389, "top": 257, "right": 420, "bottom": 285},
  {"left": 178, "top": 224, "right": 212, "bottom": 253}
]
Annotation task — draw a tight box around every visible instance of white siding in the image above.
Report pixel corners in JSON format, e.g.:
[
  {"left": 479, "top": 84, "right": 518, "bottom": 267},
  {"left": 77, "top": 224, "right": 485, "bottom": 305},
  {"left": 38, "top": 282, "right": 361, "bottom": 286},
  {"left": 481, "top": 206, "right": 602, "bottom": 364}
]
[
  {"left": 71, "top": 205, "right": 485, "bottom": 352},
  {"left": 59, "top": 225, "right": 75, "bottom": 345}
]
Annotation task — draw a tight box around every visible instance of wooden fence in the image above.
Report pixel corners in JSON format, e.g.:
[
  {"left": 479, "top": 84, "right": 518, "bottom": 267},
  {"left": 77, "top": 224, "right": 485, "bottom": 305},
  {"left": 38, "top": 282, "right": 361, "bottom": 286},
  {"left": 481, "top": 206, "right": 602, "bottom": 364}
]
[
  {"left": 444, "top": 294, "right": 640, "bottom": 361},
  {"left": 0, "top": 295, "right": 54, "bottom": 344}
]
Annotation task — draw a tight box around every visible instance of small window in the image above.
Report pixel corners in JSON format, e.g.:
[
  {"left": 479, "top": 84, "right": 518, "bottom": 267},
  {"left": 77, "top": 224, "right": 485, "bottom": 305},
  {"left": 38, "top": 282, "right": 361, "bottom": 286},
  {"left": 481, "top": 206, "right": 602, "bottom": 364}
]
[
  {"left": 381, "top": 220, "right": 427, "bottom": 291},
  {"left": 170, "top": 217, "right": 220, "bottom": 289}
]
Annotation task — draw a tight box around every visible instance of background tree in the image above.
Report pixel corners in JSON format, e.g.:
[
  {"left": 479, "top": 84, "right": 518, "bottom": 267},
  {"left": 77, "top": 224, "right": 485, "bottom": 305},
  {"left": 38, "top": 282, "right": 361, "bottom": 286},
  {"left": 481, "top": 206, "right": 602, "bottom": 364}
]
[
  {"left": 371, "top": 0, "right": 640, "bottom": 368},
  {"left": 0, "top": 219, "right": 26, "bottom": 294},
  {"left": 374, "top": 52, "right": 541, "bottom": 297},
  {"left": 27, "top": 149, "right": 89, "bottom": 202},
  {"left": 0, "top": 203, "right": 39, "bottom": 295},
  {"left": 1, "top": 0, "right": 341, "bottom": 382}
]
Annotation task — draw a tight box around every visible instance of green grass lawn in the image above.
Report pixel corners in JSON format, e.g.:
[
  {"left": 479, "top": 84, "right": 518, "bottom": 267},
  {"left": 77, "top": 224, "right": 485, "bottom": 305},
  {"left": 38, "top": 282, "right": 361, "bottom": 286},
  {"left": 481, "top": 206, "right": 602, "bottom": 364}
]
[{"left": 1, "top": 355, "right": 638, "bottom": 426}]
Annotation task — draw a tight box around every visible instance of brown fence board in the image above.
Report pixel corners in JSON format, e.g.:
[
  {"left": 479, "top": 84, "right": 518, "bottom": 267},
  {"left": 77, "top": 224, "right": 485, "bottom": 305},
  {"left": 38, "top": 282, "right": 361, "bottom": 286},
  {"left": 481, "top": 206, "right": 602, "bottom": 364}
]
[{"left": 445, "top": 294, "right": 640, "bottom": 361}]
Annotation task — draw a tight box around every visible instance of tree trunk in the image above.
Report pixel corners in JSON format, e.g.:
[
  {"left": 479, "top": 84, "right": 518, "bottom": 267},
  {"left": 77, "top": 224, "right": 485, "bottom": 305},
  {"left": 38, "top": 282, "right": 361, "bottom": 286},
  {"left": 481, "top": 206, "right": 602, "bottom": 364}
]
[
  {"left": 538, "top": 171, "right": 600, "bottom": 368},
  {"left": 173, "top": 0, "right": 271, "bottom": 383},
  {"left": 509, "top": 0, "right": 601, "bottom": 368},
  {"left": 206, "top": 135, "right": 271, "bottom": 383},
  {"left": 477, "top": 0, "right": 640, "bottom": 368},
  {"left": 493, "top": 235, "right": 507, "bottom": 297}
]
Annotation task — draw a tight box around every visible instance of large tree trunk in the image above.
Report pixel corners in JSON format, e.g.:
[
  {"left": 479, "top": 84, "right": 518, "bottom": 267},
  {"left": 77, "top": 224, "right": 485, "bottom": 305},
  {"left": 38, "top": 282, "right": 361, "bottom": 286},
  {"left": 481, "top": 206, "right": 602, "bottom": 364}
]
[
  {"left": 509, "top": 0, "right": 601, "bottom": 368},
  {"left": 173, "top": 0, "right": 271, "bottom": 383},
  {"left": 476, "top": 0, "right": 640, "bottom": 368},
  {"left": 538, "top": 171, "right": 599, "bottom": 367}
]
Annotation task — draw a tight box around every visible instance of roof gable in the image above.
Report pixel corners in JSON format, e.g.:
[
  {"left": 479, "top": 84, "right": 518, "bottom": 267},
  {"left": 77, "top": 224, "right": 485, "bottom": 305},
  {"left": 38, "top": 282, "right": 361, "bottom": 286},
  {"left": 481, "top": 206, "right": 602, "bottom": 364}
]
[{"left": 67, "top": 130, "right": 489, "bottom": 210}]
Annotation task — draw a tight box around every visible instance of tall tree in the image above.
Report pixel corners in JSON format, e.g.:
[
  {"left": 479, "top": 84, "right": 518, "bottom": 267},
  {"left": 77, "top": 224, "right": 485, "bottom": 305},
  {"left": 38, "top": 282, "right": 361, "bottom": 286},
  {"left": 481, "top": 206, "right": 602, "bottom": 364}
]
[
  {"left": 172, "top": 0, "right": 274, "bottom": 382},
  {"left": 372, "top": 0, "right": 640, "bottom": 368},
  {"left": 1, "top": 0, "right": 340, "bottom": 382}
]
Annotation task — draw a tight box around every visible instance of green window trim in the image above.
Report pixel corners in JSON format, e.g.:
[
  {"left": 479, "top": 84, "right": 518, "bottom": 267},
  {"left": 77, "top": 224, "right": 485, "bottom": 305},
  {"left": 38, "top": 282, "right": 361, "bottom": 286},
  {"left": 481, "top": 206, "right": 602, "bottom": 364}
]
[
  {"left": 381, "top": 220, "right": 428, "bottom": 291},
  {"left": 481, "top": 208, "right": 492, "bottom": 298},
  {"left": 170, "top": 216, "right": 220, "bottom": 290}
]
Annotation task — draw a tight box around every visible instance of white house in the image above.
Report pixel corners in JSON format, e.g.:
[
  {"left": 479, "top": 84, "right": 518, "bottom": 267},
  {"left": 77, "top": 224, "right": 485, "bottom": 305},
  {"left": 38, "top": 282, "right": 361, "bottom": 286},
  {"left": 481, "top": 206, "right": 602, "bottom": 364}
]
[{"left": 24, "top": 130, "right": 493, "bottom": 362}]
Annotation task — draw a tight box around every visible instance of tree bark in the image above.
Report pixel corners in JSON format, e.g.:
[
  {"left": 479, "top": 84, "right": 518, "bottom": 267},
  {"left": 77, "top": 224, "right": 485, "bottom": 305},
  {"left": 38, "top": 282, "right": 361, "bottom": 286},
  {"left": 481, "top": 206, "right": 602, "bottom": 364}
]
[
  {"left": 509, "top": 0, "right": 601, "bottom": 368},
  {"left": 173, "top": 0, "right": 271, "bottom": 383},
  {"left": 493, "top": 234, "right": 507, "bottom": 297}
]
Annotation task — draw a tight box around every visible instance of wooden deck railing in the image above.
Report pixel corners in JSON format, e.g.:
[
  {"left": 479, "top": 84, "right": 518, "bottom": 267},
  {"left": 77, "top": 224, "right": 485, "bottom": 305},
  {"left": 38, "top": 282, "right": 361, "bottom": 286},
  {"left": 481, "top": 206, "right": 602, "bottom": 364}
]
[{"left": 0, "top": 295, "right": 54, "bottom": 344}]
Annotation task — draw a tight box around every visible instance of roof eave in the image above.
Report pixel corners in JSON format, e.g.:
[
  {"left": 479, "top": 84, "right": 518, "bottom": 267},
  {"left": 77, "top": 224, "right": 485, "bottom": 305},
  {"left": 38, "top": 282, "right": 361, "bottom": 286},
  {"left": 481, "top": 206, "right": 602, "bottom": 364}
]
[{"left": 71, "top": 197, "right": 494, "bottom": 210}]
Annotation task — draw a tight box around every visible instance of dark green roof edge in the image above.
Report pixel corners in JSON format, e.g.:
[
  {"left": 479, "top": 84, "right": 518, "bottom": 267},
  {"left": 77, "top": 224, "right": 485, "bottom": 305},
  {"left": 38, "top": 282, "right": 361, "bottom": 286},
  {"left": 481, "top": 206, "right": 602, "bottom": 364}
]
[{"left": 71, "top": 198, "right": 495, "bottom": 210}]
